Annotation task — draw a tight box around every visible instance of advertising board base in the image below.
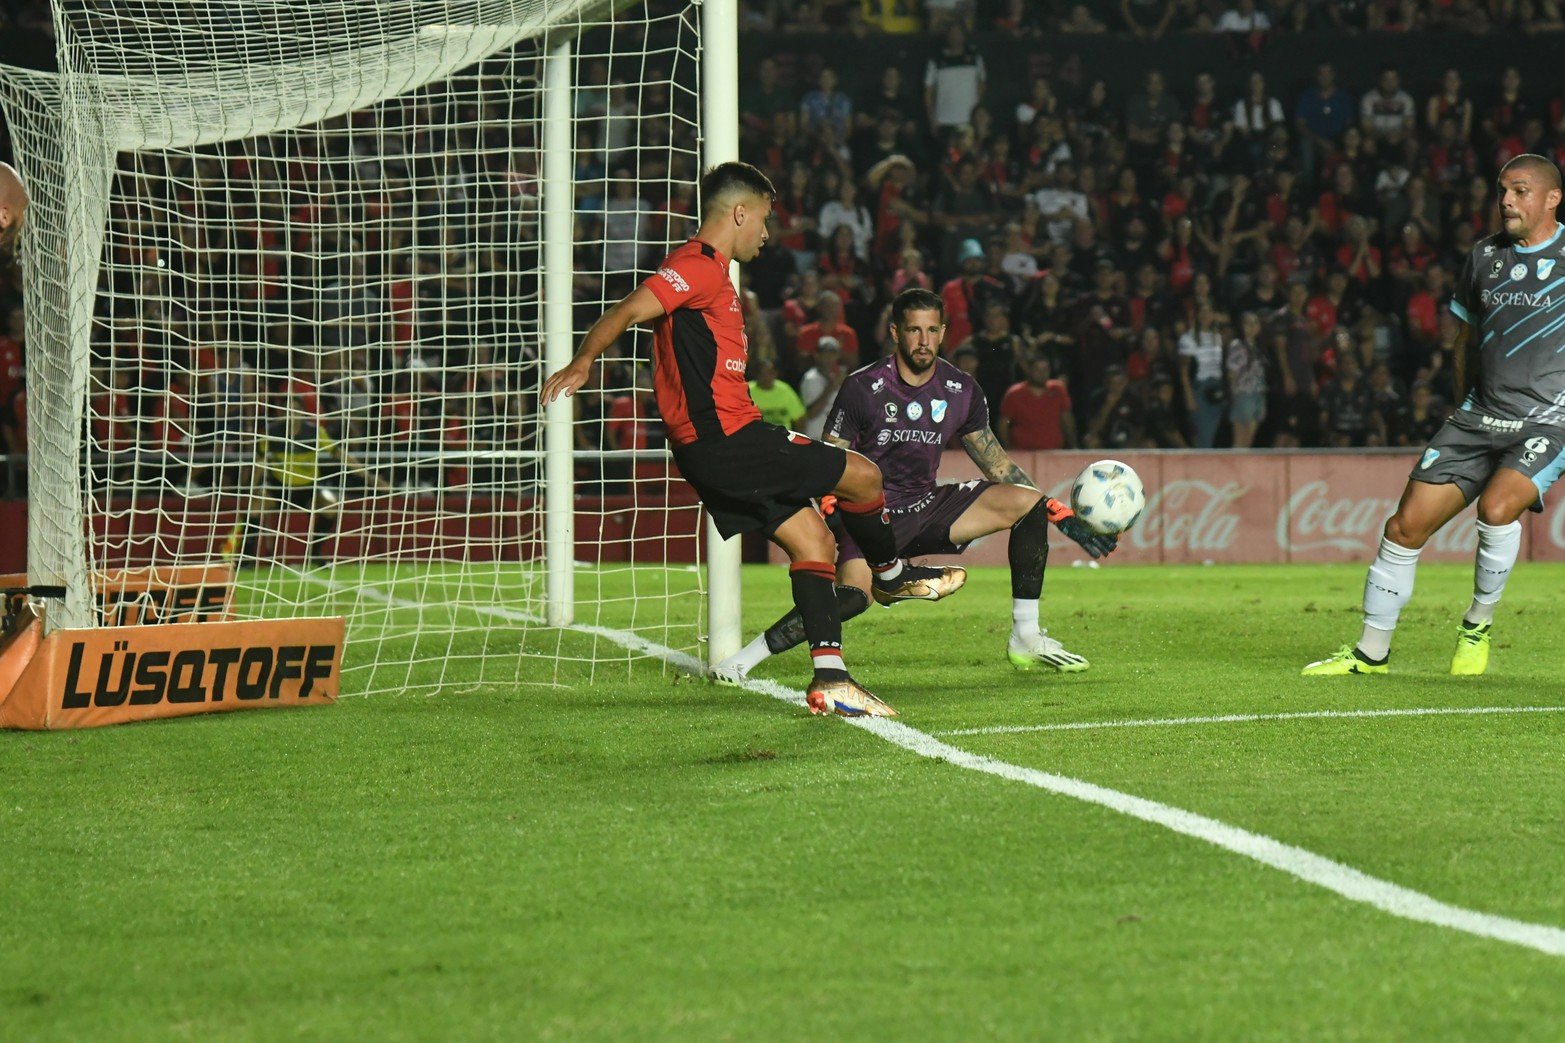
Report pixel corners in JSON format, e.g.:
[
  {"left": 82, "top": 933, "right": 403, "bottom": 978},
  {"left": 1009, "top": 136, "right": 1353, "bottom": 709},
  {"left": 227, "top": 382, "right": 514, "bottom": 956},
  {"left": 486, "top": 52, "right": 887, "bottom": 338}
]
[{"left": 0, "top": 613, "right": 344, "bottom": 730}]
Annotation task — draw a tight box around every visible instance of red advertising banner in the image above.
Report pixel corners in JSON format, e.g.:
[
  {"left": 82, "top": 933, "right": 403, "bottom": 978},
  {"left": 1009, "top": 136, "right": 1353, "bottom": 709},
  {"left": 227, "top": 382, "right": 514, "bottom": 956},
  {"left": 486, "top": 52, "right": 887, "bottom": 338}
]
[{"left": 771, "top": 450, "right": 1559, "bottom": 568}]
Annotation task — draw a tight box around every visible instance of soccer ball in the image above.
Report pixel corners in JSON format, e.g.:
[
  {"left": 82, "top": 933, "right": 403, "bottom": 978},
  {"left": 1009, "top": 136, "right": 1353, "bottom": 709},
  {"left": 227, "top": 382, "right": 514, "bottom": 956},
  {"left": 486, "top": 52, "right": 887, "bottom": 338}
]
[{"left": 1070, "top": 460, "right": 1146, "bottom": 535}]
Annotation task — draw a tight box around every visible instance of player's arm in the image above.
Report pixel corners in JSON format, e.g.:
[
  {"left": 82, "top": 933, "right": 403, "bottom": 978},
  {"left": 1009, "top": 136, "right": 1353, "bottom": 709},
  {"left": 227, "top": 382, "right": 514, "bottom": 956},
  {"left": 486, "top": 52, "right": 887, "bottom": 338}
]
[
  {"left": 542, "top": 285, "right": 665, "bottom": 403},
  {"left": 1450, "top": 316, "right": 1472, "bottom": 405},
  {"left": 962, "top": 427, "right": 1036, "bottom": 488}
]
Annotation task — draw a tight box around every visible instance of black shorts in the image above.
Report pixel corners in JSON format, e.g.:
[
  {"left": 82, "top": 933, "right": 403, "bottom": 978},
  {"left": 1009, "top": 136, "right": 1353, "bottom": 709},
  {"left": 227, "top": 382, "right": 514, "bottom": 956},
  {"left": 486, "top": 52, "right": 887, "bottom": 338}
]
[
  {"left": 836, "top": 480, "right": 994, "bottom": 562},
  {"left": 670, "top": 421, "right": 848, "bottom": 540},
  {"left": 1412, "top": 410, "right": 1565, "bottom": 510}
]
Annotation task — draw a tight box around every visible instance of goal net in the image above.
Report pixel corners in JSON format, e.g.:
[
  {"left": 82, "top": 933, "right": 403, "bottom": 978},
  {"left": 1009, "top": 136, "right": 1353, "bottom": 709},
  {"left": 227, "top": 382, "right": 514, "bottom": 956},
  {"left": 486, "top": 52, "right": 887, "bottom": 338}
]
[{"left": 0, "top": 0, "right": 733, "bottom": 696}]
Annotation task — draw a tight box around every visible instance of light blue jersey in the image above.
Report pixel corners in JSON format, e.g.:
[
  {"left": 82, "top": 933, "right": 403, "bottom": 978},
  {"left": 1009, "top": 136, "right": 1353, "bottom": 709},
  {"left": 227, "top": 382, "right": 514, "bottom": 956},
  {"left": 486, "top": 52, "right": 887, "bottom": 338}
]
[{"left": 1452, "top": 222, "right": 1565, "bottom": 424}]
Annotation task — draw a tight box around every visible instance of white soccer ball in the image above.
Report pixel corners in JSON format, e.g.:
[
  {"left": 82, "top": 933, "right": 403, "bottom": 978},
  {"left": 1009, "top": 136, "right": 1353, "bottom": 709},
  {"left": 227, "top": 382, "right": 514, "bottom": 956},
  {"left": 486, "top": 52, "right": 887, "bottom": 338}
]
[{"left": 1069, "top": 460, "right": 1146, "bottom": 536}]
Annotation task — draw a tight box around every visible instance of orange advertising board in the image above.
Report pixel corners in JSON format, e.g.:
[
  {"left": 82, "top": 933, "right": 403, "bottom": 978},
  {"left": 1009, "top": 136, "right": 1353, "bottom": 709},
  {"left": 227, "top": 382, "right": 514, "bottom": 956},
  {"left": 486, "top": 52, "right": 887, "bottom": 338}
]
[{"left": 0, "top": 615, "right": 343, "bottom": 730}]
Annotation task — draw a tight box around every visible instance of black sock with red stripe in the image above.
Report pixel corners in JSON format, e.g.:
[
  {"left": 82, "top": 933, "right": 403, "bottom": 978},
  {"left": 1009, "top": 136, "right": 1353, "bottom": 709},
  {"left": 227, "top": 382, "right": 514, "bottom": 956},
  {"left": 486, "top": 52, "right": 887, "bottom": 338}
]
[
  {"left": 837, "top": 494, "right": 902, "bottom": 580},
  {"left": 789, "top": 560, "right": 848, "bottom": 681}
]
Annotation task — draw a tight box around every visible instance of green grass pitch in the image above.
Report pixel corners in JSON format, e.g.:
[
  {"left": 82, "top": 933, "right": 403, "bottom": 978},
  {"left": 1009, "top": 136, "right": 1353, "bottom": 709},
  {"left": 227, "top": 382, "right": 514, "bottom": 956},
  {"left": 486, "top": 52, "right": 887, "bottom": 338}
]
[{"left": 5, "top": 562, "right": 1565, "bottom": 1040}]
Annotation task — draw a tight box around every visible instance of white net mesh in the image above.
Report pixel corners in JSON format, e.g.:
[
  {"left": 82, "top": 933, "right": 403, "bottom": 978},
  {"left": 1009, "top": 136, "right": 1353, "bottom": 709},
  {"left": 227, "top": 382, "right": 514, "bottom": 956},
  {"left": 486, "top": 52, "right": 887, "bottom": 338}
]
[{"left": 1, "top": 0, "right": 714, "bottom": 693}]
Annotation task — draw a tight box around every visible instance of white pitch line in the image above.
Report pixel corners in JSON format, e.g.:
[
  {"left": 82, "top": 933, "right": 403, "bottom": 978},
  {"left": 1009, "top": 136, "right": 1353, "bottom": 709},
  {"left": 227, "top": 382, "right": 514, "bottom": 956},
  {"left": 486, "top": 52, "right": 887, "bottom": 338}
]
[
  {"left": 574, "top": 624, "right": 1565, "bottom": 959},
  {"left": 311, "top": 578, "right": 1565, "bottom": 959},
  {"left": 940, "top": 705, "right": 1565, "bottom": 737}
]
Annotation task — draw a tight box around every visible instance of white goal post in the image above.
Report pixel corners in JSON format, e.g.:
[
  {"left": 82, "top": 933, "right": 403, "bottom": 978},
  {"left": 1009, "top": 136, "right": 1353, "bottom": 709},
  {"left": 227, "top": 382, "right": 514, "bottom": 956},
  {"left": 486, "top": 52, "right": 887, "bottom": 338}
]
[{"left": 0, "top": 0, "right": 743, "bottom": 696}]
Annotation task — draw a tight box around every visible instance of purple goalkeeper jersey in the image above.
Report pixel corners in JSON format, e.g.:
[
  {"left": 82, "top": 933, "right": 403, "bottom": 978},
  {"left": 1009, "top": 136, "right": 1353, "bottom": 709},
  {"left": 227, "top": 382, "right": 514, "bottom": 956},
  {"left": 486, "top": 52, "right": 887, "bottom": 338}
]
[{"left": 825, "top": 355, "right": 988, "bottom": 509}]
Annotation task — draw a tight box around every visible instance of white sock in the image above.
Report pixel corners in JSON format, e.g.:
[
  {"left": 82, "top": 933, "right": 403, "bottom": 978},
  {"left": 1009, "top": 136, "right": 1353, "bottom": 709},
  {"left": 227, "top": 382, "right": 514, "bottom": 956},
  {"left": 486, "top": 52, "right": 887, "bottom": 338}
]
[
  {"left": 874, "top": 560, "right": 904, "bottom": 583},
  {"left": 1359, "top": 535, "right": 1422, "bottom": 659},
  {"left": 1011, "top": 598, "right": 1039, "bottom": 640},
  {"left": 1467, "top": 519, "right": 1522, "bottom": 625},
  {"left": 719, "top": 632, "right": 772, "bottom": 676}
]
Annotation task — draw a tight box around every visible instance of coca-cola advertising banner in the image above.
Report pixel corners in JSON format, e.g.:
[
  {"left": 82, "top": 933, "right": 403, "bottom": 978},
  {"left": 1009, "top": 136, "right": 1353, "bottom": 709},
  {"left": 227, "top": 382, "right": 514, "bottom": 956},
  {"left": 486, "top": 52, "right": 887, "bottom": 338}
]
[{"left": 777, "top": 451, "right": 1565, "bottom": 567}]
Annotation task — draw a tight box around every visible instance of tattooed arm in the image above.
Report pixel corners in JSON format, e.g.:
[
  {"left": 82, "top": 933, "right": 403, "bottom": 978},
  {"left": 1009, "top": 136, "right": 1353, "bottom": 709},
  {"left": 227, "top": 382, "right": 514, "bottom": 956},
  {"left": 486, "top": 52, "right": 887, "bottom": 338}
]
[{"left": 961, "top": 427, "right": 1037, "bottom": 489}]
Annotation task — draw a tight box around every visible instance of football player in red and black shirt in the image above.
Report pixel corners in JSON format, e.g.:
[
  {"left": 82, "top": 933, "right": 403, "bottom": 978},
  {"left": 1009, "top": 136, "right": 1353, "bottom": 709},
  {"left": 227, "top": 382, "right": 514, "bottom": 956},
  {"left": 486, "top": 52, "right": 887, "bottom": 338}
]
[{"left": 544, "top": 163, "right": 953, "bottom": 717}]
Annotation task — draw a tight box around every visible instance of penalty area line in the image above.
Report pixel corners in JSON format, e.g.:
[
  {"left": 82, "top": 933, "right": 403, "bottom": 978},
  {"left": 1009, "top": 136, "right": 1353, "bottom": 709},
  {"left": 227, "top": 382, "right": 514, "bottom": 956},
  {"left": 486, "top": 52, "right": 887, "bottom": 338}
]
[
  {"left": 939, "top": 704, "right": 1565, "bottom": 737},
  {"left": 577, "top": 624, "right": 1565, "bottom": 960}
]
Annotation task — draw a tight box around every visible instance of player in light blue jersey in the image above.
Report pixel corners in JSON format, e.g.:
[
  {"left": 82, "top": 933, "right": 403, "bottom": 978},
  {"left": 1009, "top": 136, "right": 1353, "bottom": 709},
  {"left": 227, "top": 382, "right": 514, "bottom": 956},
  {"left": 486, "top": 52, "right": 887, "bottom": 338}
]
[{"left": 1305, "top": 154, "right": 1564, "bottom": 676}]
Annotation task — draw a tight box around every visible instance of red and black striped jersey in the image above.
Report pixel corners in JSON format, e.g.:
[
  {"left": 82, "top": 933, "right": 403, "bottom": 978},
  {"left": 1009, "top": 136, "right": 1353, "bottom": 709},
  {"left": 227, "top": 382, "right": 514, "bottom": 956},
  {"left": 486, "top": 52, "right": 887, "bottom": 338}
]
[{"left": 642, "top": 239, "right": 760, "bottom": 446}]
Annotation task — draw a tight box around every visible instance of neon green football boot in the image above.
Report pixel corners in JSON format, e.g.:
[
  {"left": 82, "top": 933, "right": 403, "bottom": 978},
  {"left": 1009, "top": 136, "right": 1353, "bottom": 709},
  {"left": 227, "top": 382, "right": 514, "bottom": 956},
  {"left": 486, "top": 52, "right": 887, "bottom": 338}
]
[
  {"left": 1301, "top": 643, "right": 1389, "bottom": 676},
  {"left": 1450, "top": 621, "right": 1492, "bottom": 676}
]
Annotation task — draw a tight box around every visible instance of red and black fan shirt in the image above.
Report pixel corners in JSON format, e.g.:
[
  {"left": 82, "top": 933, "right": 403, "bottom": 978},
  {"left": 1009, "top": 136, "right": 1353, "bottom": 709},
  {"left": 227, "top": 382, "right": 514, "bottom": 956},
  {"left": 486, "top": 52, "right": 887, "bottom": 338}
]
[{"left": 641, "top": 239, "right": 760, "bottom": 446}]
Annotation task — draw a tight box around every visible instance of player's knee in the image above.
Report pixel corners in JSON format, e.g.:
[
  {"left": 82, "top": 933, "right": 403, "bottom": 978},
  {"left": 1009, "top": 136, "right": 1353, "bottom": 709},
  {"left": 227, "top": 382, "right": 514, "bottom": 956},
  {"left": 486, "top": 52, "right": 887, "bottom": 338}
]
[
  {"left": 839, "top": 453, "right": 882, "bottom": 503},
  {"left": 1383, "top": 512, "right": 1429, "bottom": 550},
  {"left": 1476, "top": 495, "right": 1527, "bottom": 527}
]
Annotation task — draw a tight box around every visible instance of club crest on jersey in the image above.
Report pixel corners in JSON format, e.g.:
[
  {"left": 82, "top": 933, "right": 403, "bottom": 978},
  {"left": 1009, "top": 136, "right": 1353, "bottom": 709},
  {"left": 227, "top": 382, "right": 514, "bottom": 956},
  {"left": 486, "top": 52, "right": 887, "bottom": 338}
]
[
  {"left": 1511, "top": 263, "right": 1528, "bottom": 281},
  {"left": 930, "top": 399, "right": 948, "bottom": 423},
  {"left": 906, "top": 401, "right": 923, "bottom": 421},
  {"left": 1539, "top": 259, "right": 1557, "bottom": 280},
  {"left": 884, "top": 403, "right": 898, "bottom": 422},
  {"left": 1491, "top": 259, "right": 1505, "bottom": 277},
  {"left": 1420, "top": 448, "right": 1440, "bottom": 469}
]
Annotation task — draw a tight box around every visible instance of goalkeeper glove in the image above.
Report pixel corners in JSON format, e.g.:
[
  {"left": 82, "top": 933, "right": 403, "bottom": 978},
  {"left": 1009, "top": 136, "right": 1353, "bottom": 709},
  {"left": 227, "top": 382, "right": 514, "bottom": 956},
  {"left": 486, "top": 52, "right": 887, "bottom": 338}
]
[{"left": 1044, "top": 497, "right": 1117, "bottom": 559}]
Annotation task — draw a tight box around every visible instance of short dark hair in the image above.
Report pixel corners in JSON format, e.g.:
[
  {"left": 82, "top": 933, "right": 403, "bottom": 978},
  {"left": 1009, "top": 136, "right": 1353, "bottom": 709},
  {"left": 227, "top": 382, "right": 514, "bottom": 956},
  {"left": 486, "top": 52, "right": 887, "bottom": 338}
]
[
  {"left": 699, "top": 162, "right": 776, "bottom": 217},
  {"left": 890, "top": 288, "right": 944, "bottom": 326},
  {"left": 1499, "top": 153, "right": 1562, "bottom": 192}
]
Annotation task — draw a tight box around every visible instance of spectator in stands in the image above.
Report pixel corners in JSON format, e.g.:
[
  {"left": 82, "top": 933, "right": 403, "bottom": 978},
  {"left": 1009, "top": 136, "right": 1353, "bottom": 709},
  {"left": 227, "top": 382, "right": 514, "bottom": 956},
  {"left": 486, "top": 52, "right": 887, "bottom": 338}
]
[
  {"left": 797, "top": 336, "right": 845, "bottom": 440},
  {"left": 1125, "top": 70, "right": 1184, "bottom": 171},
  {"left": 800, "top": 67, "right": 852, "bottom": 138},
  {"left": 924, "top": 24, "right": 986, "bottom": 134},
  {"left": 1294, "top": 62, "right": 1356, "bottom": 184},
  {"left": 1215, "top": 0, "right": 1272, "bottom": 36},
  {"left": 1425, "top": 67, "right": 1474, "bottom": 139},
  {"left": 794, "top": 289, "right": 860, "bottom": 369},
  {"left": 970, "top": 302, "right": 1026, "bottom": 418},
  {"left": 747, "top": 358, "right": 806, "bottom": 430},
  {"left": 1360, "top": 67, "right": 1416, "bottom": 146},
  {"left": 1232, "top": 72, "right": 1288, "bottom": 166},
  {"left": 1084, "top": 364, "right": 1143, "bottom": 450},
  {"left": 1226, "top": 311, "right": 1268, "bottom": 448},
  {"left": 1318, "top": 351, "right": 1381, "bottom": 446},
  {"left": 1120, "top": 0, "right": 1176, "bottom": 38},
  {"left": 818, "top": 179, "right": 873, "bottom": 261},
  {"left": 939, "top": 238, "right": 1008, "bottom": 352},
  {"left": 1179, "top": 302, "right": 1227, "bottom": 448},
  {"left": 998, "top": 354, "right": 1076, "bottom": 449}
]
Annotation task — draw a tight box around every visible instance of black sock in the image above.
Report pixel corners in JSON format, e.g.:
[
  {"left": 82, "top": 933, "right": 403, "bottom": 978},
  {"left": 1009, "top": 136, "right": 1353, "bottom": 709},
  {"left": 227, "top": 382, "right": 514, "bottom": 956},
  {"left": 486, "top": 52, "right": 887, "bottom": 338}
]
[
  {"left": 1010, "top": 496, "right": 1051, "bottom": 600},
  {"left": 764, "top": 584, "right": 869, "bottom": 655},
  {"left": 838, "top": 494, "right": 899, "bottom": 573},
  {"left": 789, "top": 561, "right": 847, "bottom": 680}
]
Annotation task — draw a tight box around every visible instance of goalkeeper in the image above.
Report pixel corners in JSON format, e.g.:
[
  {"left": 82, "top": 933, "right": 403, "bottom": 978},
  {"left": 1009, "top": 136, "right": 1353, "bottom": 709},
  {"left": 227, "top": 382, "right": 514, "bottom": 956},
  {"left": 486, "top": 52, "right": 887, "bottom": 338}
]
[
  {"left": 715, "top": 288, "right": 1116, "bottom": 682},
  {"left": 223, "top": 398, "right": 389, "bottom": 563}
]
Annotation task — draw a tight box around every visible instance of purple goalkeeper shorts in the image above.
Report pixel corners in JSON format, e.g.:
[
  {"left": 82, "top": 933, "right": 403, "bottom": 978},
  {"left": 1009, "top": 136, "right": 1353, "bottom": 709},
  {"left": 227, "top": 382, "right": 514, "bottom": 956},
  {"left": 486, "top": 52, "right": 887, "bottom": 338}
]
[{"left": 835, "top": 480, "right": 994, "bottom": 562}]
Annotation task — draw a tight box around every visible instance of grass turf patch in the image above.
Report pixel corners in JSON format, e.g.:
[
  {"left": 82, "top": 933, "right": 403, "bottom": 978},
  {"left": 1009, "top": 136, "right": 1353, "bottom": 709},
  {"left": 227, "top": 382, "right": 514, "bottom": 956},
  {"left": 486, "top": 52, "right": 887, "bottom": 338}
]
[{"left": 3, "top": 563, "right": 1563, "bottom": 1039}]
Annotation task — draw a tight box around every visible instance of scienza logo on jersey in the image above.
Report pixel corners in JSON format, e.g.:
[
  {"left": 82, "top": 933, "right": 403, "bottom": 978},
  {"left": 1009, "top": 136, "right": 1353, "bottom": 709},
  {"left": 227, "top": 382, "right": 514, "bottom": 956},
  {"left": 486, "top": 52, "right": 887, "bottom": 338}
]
[{"left": 930, "top": 399, "right": 948, "bottom": 423}]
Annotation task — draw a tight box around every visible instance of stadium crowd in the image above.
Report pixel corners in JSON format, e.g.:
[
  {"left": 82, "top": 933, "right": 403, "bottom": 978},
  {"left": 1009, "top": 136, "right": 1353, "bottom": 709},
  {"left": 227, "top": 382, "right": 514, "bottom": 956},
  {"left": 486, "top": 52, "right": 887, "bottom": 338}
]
[
  {"left": 733, "top": 2, "right": 1565, "bottom": 453},
  {"left": 3, "top": 0, "right": 1565, "bottom": 492}
]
